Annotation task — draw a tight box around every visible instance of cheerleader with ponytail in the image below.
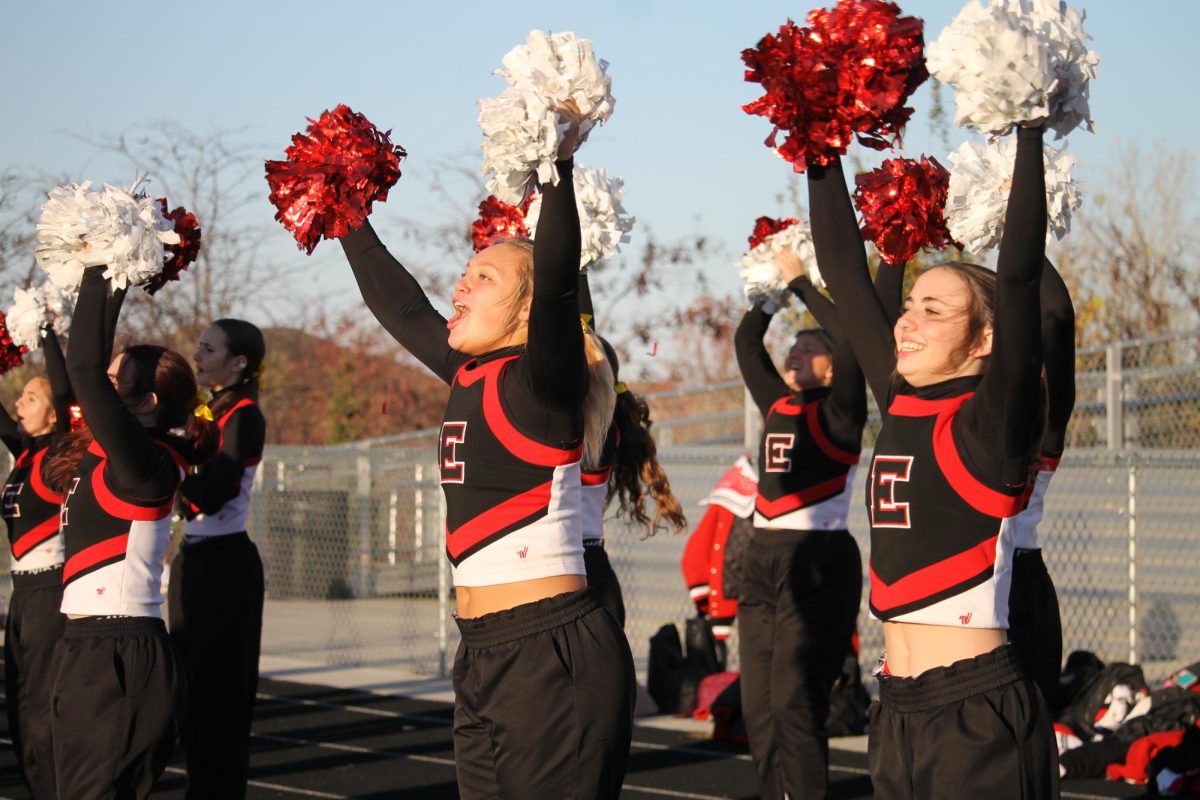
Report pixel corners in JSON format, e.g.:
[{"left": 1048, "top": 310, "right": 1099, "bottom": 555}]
[
  {"left": 44, "top": 265, "right": 219, "bottom": 800},
  {"left": 578, "top": 272, "right": 685, "bottom": 627},
  {"left": 1, "top": 326, "right": 72, "bottom": 800},
  {"left": 169, "top": 318, "right": 267, "bottom": 799}
]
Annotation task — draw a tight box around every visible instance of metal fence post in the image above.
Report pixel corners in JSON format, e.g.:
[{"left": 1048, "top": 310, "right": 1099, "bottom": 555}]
[
  {"left": 1127, "top": 458, "right": 1138, "bottom": 665},
  {"left": 437, "top": 489, "right": 449, "bottom": 680},
  {"left": 354, "top": 455, "right": 372, "bottom": 598},
  {"left": 1107, "top": 343, "right": 1124, "bottom": 450}
]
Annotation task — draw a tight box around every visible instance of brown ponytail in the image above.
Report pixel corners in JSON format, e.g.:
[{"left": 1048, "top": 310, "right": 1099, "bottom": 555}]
[{"left": 602, "top": 340, "right": 687, "bottom": 536}]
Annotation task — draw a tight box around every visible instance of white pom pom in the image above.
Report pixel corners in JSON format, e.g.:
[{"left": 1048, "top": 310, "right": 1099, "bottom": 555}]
[
  {"left": 7, "top": 287, "right": 48, "bottom": 351},
  {"left": 738, "top": 222, "right": 820, "bottom": 313},
  {"left": 496, "top": 30, "right": 614, "bottom": 134},
  {"left": 928, "top": 0, "right": 1098, "bottom": 139},
  {"left": 945, "top": 137, "right": 1082, "bottom": 254},
  {"left": 35, "top": 179, "right": 180, "bottom": 292},
  {"left": 480, "top": 30, "right": 614, "bottom": 204},
  {"left": 525, "top": 165, "right": 635, "bottom": 269}
]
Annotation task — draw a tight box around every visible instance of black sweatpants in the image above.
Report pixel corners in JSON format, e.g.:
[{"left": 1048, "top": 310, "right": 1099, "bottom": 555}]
[
  {"left": 1008, "top": 548, "right": 1063, "bottom": 712},
  {"left": 583, "top": 541, "right": 626, "bottom": 627},
  {"left": 51, "top": 616, "right": 181, "bottom": 800},
  {"left": 737, "top": 528, "right": 862, "bottom": 800},
  {"left": 3, "top": 567, "right": 65, "bottom": 800},
  {"left": 869, "top": 644, "right": 1060, "bottom": 800},
  {"left": 452, "top": 588, "right": 635, "bottom": 799},
  {"left": 168, "top": 532, "right": 265, "bottom": 800}
]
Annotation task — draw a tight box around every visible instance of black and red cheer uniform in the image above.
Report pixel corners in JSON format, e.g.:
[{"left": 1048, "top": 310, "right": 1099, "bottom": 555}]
[
  {"left": 341, "top": 158, "right": 633, "bottom": 800},
  {"left": 810, "top": 127, "right": 1058, "bottom": 799}
]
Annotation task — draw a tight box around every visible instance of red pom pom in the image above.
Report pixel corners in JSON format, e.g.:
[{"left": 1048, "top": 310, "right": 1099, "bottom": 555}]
[
  {"left": 748, "top": 216, "right": 800, "bottom": 250},
  {"left": 68, "top": 402, "right": 85, "bottom": 432},
  {"left": 0, "top": 311, "right": 26, "bottom": 375},
  {"left": 742, "top": 1, "right": 927, "bottom": 172},
  {"left": 471, "top": 194, "right": 534, "bottom": 253},
  {"left": 853, "top": 156, "right": 955, "bottom": 264},
  {"left": 265, "top": 104, "right": 407, "bottom": 255},
  {"left": 144, "top": 199, "right": 202, "bottom": 296}
]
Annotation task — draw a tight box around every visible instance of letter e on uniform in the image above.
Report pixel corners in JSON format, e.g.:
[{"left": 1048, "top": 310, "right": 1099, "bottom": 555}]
[
  {"left": 871, "top": 455, "right": 913, "bottom": 528},
  {"left": 440, "top": 422, "right": 467, "bottom": 484},
  {"left": 764, "top": 434, "right": 795, "bottom": 473}
]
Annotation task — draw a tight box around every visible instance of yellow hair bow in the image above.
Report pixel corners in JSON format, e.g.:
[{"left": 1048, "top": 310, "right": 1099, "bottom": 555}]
[
  {"left": 614, "top": 381, "right": 628, "bottom": 394},
  {"left": 580, "top": 314, "right": 593, "bottom": 334},
  {"left": 193, "top": 403, "right": 214, "bottom": 422}
]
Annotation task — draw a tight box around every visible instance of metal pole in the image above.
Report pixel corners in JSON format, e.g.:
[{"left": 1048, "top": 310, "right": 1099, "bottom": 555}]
[
  {"left": 1127, "top": 460, "right": 1138, "bottom": 665},
  {"left": 1106, "top": 343, "right": 1124, "bottom": 450},
  {"left": 355, "top": 455, "right": 372, "bottom": 598},
  {"left": 437, "top": 488, "right": 449, "bottom": 680},
  {"left": 414, "top": 465, "right": 424, "bottom": 564}
]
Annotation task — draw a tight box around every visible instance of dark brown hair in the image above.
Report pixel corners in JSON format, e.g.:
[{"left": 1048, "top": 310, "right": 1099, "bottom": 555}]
[
  {"left": 602, "top": 340, "right": 687, "bottom": 536},
  {"left": 210, "top": 319, "right": 266, "bottom": 416},
  {"left": 44, "top": 345, "right": 220, "bottom": 491},
  {"left": 927, "top": 262, "right": 997, "bottom": 364}
]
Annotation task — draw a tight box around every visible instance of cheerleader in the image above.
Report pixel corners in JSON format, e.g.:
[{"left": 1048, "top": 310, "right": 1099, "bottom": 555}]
[
  {"left": 808, "top": 125, "right": 1058, "bottom": 798},
  {"left": 168, "top": 319, "right": 267, "bottom": 799},
  {"left": 734, "top": 249, "right": 902, "bottom": 800},
  {"left": 2, "top": 327, "right": 71, "bottom": 800},
  {"left": 339, "top": 110, "right": 634, "bottom": 798},
  {"left": 577, "top": 271, "right": 686, "bottom": 627},
  {"left": 43, "top": 266, "right": 219, "bottom": 800},
  {"left": 1007, "top": 258, "right": 1074, "bottom": 712}
]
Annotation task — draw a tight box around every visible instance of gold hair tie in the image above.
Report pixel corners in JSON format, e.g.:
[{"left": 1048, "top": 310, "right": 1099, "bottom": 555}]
[
  {"left": 579, "top": 314, "right": 593, "bottom": 334},
  {"left": 614, "top": 381, "right": 628, "bottom": 394},
  {"left": 193, "top": 403, "right": 214, "bottom": 422}
]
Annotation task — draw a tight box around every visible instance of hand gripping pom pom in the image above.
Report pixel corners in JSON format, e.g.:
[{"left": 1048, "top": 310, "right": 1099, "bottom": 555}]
[
  {"left": 144, "top": 199, "right": 202, "bottom": 295},
  {"left": 471, "top": 195, "right": 533, "bottom": 253},
  {"left": 0, "top": 311, "right": 26, "bottom": 375},
  {"left": 945, "top": 136, "right": 1081, "bottom": 254},
  {"left": 265, "top": 104, "right": 407, "bottom": 255},
  {"left": 35, "top": 179, "right": 181, "bottom": 293},
  {"left": 741, "top": 1, "right": 927, "bottom": 172},
  {"left": 739, "top": 216, "right": 821, "bottom": 312},
  {"left": 480, "top": 30, "right": 615, "bottom": 204},
  {"left": 853, "top": 156, "right": 956, "bottom": 264},
  {"left": 927, "top": 0, "right": 1098, "bottom": 138},
  {"left": 525, "top": 165, "right": 634, "bottom": 269}
]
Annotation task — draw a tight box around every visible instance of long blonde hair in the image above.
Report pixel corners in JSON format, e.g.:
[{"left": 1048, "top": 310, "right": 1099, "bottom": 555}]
[{"left": 495, "top": 238, "right": 615, "bottom": 464}]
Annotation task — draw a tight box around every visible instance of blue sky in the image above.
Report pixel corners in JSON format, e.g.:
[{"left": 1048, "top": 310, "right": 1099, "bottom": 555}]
[{"left": 1, "top": 0, "right": 1196, "bottom": 332}]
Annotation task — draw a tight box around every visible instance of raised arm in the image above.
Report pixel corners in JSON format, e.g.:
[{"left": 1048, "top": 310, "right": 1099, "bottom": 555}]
[
  {"left": 874, "top": 261, "right": 907, "bottom": 328},
  {"left": 0, "top": 402, "right": 19, "bottom": 457},
  {"left": 67, "top": 267, "right": 177, "bottom": 497},
  {"left": 735, "top": 303, "right": 790, "bottom": 416},
  {"left": 963, "top": 127, "right": 1047, "bottom": 483},
  {"left": 340, "top": 220, "right": 468, "bottom": 385},
  {"left": 808, "top": 158, "right": 897, "bottom": 409},
  {"left": 1041, "top": 257, "right": 1075, "bottom": 457},
  {"left": 524, "top": 158, "right": 587, "bottom": 411},
  {"left": 180, "top": 404, "right": 266, "bottom": 515},
  {"left": 578, "top": 268, "right": 596, "bottom": 331},
  {"left": 42, "top": 326, "right": 74, "bottom": 435}
]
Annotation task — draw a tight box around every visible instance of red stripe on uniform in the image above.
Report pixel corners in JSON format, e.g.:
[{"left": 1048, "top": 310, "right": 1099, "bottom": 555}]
[
  {"left": 30, "top": 449, "right": 66, "bottom": 504},
  {"left": 446, "top": 481, "right": 553, "bottom": 559},
  {"left": 805, "top": 401, "right": 860, "bottom": 465},
  {"left": 479, "top": 362, "right": 583, "bottom": 467},
  {"left": 768, "top": 396, "right": 802, "bottom": 416},
  {"left": 888, "top": 393, "right": 972, "bottom": 417},
  {"left": 63, "top": 533, "right": 129, "bottom": 582},
  {"left": 755, "top": 474, "right": 849, "bottom": 518},
  {"left": 91, "top": 468, "right": 173, "bottom": 521},
  {"left": 581, "top": 468, "right": 611, "bottom": 486},
  {"left": 12, "top": 515, "right": 61, "bottom": 559},
  {"left": 931, "top": 410, "right": 1024, "bottom": 518},
  {"left": 869, "top": 534, "right": 999, "bottom": 612}
]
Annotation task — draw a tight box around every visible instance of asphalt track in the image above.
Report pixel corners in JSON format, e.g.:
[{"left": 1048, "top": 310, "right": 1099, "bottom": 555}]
[{"left": 0, "top": 672, "right": 1152, "bottom": 799}]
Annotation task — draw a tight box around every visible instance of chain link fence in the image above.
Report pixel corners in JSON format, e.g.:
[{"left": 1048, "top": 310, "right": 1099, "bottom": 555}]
[{"left": 3, "top": 330, "right": 1199, "bottom": 689}]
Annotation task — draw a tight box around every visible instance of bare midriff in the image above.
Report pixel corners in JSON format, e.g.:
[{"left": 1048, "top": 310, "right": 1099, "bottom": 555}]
[
  {"left": 456, "top": 573, "right": 587, "bottom": 618},
  {"left": 882, "top": 620, "right": 1006, "bottom": 677}
]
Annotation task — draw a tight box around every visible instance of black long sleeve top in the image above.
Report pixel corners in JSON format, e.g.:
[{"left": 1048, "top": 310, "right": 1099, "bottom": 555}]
[
  {"left": 808, "top": 127, "right": 1047, "bottom": 486},
  {"left": 179, "top": 385, "right": 266, "bottom": 517},
  {"left": 340, "top": 158, "right": 586, "bottom": 445},
  {"left": 1041, "top": 258, "right": 1075, "bottom": 458}
]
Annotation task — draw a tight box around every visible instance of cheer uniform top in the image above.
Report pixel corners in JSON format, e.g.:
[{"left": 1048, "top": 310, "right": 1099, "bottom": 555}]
[
  {"left": 61, "top": 266, "right": 191, "bottom": 618},
  {"left": 341, "top": 158, "right": 587, "bottom": 588},
  {"left": 807, "top": 127, "right": 1048, "bottom": 630},
  {"left": 734, "top": 275, "right": 871, "bottom": 534},
  {"left": 3, "top": 436, "right": 67, "bottom": 571},
  {"left": 181, "top": 390, "right": 265, "bottom": 540}
]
